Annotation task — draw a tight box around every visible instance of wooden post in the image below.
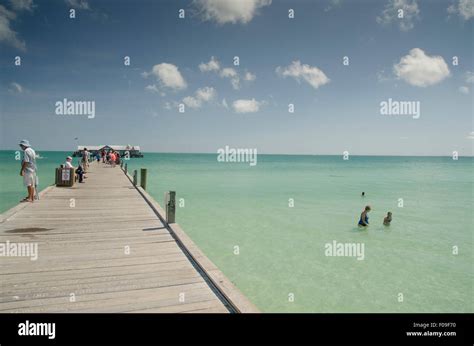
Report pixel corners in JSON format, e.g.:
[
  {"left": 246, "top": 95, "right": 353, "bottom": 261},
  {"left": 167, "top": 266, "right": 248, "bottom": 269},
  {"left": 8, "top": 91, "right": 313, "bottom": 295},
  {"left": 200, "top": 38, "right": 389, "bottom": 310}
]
[
  {"left": 133, "top": 170, "right": 137, "bottom": 186},
  {"left": 140, "top": 168, "right": 147, "bottom": 190},
  {"left": 165, "top": 191, "right": 176, "bottom": 224},
  {"left": 124, "top": 163, "right": 128, "bottom": 174}
]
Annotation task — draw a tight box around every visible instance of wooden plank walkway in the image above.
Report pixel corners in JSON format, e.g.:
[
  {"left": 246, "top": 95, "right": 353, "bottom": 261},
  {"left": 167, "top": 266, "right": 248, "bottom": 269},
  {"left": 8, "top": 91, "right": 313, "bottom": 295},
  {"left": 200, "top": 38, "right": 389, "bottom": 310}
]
[{"left": 0, "top": 161, "right": 255, "bottom": 313}]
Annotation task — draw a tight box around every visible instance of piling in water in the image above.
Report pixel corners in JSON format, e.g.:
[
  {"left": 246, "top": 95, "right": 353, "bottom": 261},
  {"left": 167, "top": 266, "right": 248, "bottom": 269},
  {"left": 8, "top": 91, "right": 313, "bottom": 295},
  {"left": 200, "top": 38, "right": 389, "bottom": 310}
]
[
  {"left": 133, "top": 170, "right": 137, "bottom": 186},
  {"left": 165, "top": 191, "right": 176, "bottom": 224},
  {"left": 140, "top": 168, "right": 147, "bottom": 190}
]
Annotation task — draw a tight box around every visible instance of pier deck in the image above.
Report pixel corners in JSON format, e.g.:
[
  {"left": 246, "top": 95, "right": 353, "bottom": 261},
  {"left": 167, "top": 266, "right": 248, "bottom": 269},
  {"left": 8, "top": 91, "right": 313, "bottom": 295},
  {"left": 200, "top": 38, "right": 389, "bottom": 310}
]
[{"left": 0, "top": 162, "right": 257, "bottom": 313}]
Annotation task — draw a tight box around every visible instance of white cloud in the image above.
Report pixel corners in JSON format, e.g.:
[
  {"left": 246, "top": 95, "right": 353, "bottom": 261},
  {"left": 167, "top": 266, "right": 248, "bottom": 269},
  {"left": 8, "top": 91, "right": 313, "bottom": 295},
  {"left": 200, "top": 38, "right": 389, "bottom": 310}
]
[
  {"left": 377, "top": 69, "right": 392, "bottom": 82},
  {"left": 325, "top": 0, "right": 342, "bottom": 12},
  {"left": 243, "top": 71, "right": 256, "bottom": 81},
  {"left": 376, "top": 0, "right": 420, "bottom": 31},
  {"left": 182, "top": 86, "right": 216, "bottom": 109},
  {"left": 448, "top": 0, "right": 474, "bottom": 20},
  {"left": 232, "top": 98, "right": 263, "bottom": 113},
  {"left": 183, "top": 96, "right": 202, "bottom": 109},
  {"left": 195, "top": 86, "right": 216, "bottom": 102},
  {"left": 65, "top": 0, "right": 90, "bottom": 10},
  {"left": 467, "top": 131, "right": 474, "bottom": 139},
  {"left": 198, "top": 57, "right": 255, "bottom": 89},
  {"left": 148, "top": 63, "right": 187, "bottom": 90},
  {"left": 457, "top": 71, "right": 473, "bottom": 94},
  {"left": 145, "top": 84, "right": 159, "bottom": 93},
  {"left": 0, "top": 5, "right": 25, "bottom": 50},
  {"left": 230, "top": 78, "right": 240, "bottom": 90},
  {"left": 193, "top": 0, "right": 272, "bottom": 24},
  {"left": 199, "top": 56, "right": 220, "bottom": 72},
  {"left": 145, "top": 84, "right": 166, "bottom": 96},
  {"left": 276, "top": 60, "right": 330, "bottom": 89},
  {"left": 220, "top": 67, "right": 237, "bottom": 78},
  {"left": 393, "top": 48, "right": 450, "bottom": 87},
  {"left": 9, "top": 82, "right": 23, "bottom": 93},
  {"left": 222, "top": 98, "right": 228, "bottom": 108},
  {"left": 10, "top": 0, "right": 34, "bottom": 11},
  {"left": 459, "top": 86, "right": 469, "bottom": 94},
  {"left": 220, "top": 67, "right": 240, "bottom": 89}
]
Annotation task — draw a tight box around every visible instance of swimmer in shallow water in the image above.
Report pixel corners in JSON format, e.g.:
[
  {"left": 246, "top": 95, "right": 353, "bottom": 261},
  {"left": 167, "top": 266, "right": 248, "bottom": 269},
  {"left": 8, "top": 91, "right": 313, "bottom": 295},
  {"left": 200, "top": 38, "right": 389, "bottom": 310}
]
[
  {"left": 358, "top": 205, "right": 371, "bottom": 227},
  {"left": 383, "top": 212, "right": 392, "bottom": 226},
  {"left": 361, "top": 192, "right": 365, "bottom": 197}
]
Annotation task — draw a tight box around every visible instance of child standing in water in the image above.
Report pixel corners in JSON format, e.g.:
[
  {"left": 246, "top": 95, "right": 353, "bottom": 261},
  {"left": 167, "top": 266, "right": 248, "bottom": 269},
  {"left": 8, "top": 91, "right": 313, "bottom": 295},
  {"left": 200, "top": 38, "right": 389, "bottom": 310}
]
[
  {"left": 383, "top": 212, "right": 392, "bottom": 226},
  {"left": 358, "top": 206, "right": 371, "bottom": 227}
]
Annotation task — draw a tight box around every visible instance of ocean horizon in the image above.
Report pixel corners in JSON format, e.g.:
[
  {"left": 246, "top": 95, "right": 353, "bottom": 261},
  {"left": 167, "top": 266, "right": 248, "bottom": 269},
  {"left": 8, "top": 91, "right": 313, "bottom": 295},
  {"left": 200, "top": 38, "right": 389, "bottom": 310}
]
[{"left": 1, "top": 149, "right": 473, "bottom": 157}]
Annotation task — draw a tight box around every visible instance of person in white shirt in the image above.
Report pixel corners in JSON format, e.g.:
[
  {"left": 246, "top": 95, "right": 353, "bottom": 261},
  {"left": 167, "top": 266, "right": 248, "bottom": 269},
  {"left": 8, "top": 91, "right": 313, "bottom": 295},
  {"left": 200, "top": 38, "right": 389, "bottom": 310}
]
[
  {"left": 82, "top": 148, "right": 90, "bottom": 172},
  {"left": 19, "top": 139, "right": 37, "bottom": 202},
  {"left": 64, "top": 156, "right": 85, "bottom": 183},
  {"left": 64, "top": 156, "right": 74, "bottom": 169}
]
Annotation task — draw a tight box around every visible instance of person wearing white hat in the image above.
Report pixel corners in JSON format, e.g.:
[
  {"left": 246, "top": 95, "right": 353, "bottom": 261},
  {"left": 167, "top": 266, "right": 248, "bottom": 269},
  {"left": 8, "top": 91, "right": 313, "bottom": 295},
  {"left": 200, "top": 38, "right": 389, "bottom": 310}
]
[
  {"left": 64, "top": 156, "right": 74, "bottom": 169},
  {"left": 63, "top": 156, "right": 85, "bottom": 183},
  {"left": 19, "top": 139, "right": 37, "bottom": 202}
]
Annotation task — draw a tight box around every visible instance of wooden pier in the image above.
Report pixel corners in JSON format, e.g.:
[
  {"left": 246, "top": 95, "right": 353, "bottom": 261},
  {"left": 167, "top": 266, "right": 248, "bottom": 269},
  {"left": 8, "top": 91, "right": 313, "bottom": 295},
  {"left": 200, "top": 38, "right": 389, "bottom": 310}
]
[{"left": 0, "top": 161, "right": 258, "bottom": 313}]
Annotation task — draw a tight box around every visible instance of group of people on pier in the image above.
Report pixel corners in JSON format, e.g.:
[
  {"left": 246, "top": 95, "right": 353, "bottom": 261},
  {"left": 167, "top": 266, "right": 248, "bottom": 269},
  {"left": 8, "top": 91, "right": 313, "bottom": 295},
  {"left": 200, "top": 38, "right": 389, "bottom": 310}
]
[{"left": 100, "top": 148, "right": 122, "bottom": 167}]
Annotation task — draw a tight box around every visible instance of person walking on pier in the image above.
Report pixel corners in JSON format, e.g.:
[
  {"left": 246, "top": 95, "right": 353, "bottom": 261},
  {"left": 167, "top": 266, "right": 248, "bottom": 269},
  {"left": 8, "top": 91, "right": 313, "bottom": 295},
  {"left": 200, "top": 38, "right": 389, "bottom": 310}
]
[
  {"left": 109, "top": 150, "right": 117, "bottom": 167},
  {"left": 19, "top": 139, "right": 37, "bottom": 203},
  {"left": 82, "top": 148, "right": 90, "bottom": 172},
  {"left": 106, "top": 150, "right": 111, "bottom": 165}
]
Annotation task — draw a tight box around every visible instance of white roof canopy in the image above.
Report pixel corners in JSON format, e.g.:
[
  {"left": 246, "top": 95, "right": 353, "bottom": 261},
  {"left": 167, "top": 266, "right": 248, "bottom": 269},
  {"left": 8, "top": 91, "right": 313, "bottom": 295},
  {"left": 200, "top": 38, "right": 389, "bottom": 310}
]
[{"left": 77, "top": 145, "right": 141, "bottom": 151}]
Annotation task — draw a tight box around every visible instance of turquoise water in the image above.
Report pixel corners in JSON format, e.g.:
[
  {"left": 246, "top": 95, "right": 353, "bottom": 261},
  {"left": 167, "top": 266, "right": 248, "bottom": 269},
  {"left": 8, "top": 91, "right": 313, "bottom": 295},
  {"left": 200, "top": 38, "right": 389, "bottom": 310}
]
[{"left": 1, "top": 151, "right": 472, "bottom": 312}]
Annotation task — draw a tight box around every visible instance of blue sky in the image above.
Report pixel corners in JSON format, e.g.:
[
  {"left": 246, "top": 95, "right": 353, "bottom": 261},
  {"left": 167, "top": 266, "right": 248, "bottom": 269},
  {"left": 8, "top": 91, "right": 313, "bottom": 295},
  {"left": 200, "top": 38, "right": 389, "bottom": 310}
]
[{"left": 0, "top": 0, "right": 473, "bottom": 155}]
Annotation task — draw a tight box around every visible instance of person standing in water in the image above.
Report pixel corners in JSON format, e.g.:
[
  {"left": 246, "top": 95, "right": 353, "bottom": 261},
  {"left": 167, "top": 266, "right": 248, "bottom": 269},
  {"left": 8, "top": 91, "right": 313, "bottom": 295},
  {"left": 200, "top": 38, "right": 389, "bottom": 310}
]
[
  {"left": 358, "top": 205, "right": 371, "bottom": 227},
  {"left": 383, "top": 212, "right": 392, "bottom": 226},
  {"left": 361, "top": 192, "right": 365, "bottom": 197}
]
